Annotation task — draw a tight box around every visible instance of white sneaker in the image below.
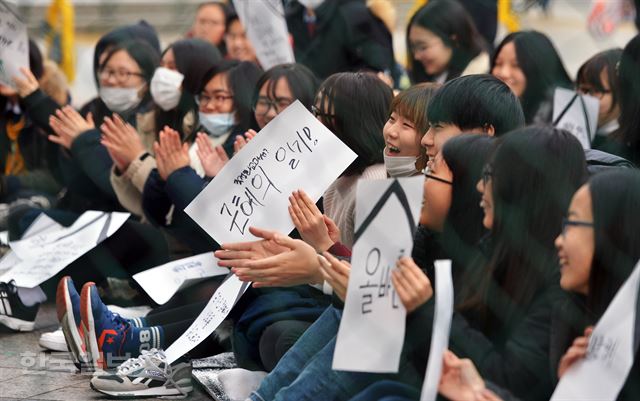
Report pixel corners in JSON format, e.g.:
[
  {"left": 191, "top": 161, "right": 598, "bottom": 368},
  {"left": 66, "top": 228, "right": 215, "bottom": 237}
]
[{"left": 39, "top": 328, "right": 68, "bottom": 352}]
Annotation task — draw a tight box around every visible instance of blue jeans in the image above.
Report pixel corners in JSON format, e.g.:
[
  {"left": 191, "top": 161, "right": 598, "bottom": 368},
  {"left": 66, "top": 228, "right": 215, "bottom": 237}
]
[
  {"left": 349, "top": 380, "right": 419, "bottom": 401},
  {"left": 251, "top": 306, "right": 390, "bottom": 401}
]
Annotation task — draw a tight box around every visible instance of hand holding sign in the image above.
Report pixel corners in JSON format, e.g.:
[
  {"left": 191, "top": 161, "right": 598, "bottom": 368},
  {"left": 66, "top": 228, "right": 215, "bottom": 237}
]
[
  {"left": 557, "top": 326, "right": 594, "bottom": 379},
  {"left": 438, "top": 350, "right": 487, "bottom": 401},
  {"left": 12, "top": 66, "right": 39, "bottom": 98},
  {"left": 392, "top": 256, "right": 433, "bottom": 313}
]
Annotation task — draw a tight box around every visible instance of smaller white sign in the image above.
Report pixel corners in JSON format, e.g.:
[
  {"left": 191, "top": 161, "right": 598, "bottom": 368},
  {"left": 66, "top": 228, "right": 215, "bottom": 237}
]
[
  {"left": 133, "top": 253, "right": 229, "bottom": 305},
  {"left": 333, "top": 177, "right": 424, "bottom": 373},
  {"left": 165, "top": 274, "right": 249, "bottom": 364},
  {"left": 0, "top": 211, "right": 130, "bottom": 288},
  {"left": 553, "top": 88, "right": 600, "bottom": 150},
  {"left": 420, "top": 260, "right": 454, "bottom": 401},
  {"left": 0, "top": 1, "right": 28, "bottom": 88},
  {"left": 550, "top": 259, "right": 640, "bottom": 401},
  {"left": 232, "top": 0, "right": 294, "bottom": 70}
]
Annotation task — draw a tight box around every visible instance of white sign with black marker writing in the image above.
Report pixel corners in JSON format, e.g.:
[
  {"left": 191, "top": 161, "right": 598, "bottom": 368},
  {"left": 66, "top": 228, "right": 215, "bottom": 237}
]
[
  {"left": 185, "top": 100, "right": 357, "bottom": 244},
  {"left": 231, "top": 0, "right": 294, "bottom": 70},
  {"left": 553, "top": 88, "right": 600, "bottom": 150},
  {"left": 333, "top": 177, "right": 424, "bottom": 373},
  {"left": 0, "top": 1, "right": 28, "bottom": 88},
  {"left": 0, "top": 211, "right": 130, "bottom": 288},
  {"left": 133, "top": 253, "right": 229, "bottom": 305},
  {"left": 551, "top": 259, "right": 640, "bottom": 401},
  {"left": 420, "top": 260, "right": 454, "bottom": 401}
]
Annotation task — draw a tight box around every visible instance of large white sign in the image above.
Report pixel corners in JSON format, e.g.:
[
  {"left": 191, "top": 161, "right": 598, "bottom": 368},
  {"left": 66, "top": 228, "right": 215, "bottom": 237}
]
[
  {"left": 333, "top": 177, "right": 424, "bottom": 373},
  {"left": 0, "top": 1, "right": 28, "bottom": 88},
  {"left": 551, "top": 259, "right": 640, "bottom": 401},
  {"left": 553, "top": 88, "right": 600, "bottom": 150},
  {"left": 185, "top": 100, "right": 357, "bottom": 245},
  {"left": 133, "top": 253, "right": 229, "bottom": 305},
  {"left": 420, "top": 260, "right": 454, "bottom": 401},
  {"left": 0, "top": 211, "right": 130, "bottom": 288},
  {"left": 231, "top": 0, "right": 294, "bottom": 70},
  {"left": 168, "top": 101, "right": 355, "bottom": 363}
]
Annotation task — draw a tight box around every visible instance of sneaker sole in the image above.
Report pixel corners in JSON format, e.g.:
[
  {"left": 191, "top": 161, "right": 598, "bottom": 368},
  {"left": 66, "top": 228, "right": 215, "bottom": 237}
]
[
  {"left": 80, "top": 282, "right": 102, "bottom": 370},
  {"left": 90, "top": 381, "right": 193, "bottom": 398},
  {"left": 56, "top": 278, "right": 87, "bottom": 364},
  {"left": 0, "top": 314, "right": 35, "bottom": 331},
  {"left": 38, "top": 335, "right": 69, "bottom": 352}
]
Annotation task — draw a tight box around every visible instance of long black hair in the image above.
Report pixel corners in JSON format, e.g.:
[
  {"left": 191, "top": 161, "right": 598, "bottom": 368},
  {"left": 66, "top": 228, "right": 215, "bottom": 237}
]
[
  {"left": 588, "top": 169, "right": 640, "bottom": 318},
  {"left": 315, "top": 72, "right": 392, "bottom": 176},
  {"left": 612, "top": 34, "right": 640, "bottom": 163},
  {"left": 154, "top": 39, "right": 222, "bottom": 141},
  {"left": 407, "top": 0, "right": 486, "bottom": 84},
  {"left": 198, "top": 60, "right": 262, "bottom": 133},
  {"left": 440, "top": 134, "right": 494, "bottom": 283},
  {"left": 492, "top": 31, "right": 572, "bottom": 123},
  {"left": 458, "top": 126, "right": 587, "bottom": 330}
]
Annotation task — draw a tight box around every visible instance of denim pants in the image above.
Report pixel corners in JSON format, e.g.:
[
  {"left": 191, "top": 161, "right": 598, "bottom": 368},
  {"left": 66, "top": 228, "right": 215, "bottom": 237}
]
[{"left": 251, "top": 306, "right": 389, "bottom": 401}]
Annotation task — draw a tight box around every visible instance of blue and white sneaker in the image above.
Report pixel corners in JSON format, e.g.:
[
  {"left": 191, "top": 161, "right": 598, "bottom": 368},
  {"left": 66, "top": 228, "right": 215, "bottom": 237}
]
[
  {"left": 90, "top": 349, "right": 193, "bottom": 398},
  {"left": 56, "top": 276, "right": 87, "bottom": 366},
  {"left": 81, "top": 282, "right": 132, "bottom": 369}
]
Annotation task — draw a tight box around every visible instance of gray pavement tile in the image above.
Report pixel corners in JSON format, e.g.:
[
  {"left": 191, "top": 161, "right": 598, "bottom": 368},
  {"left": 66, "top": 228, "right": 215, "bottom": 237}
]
[{"left": 0, "top": 371, "right": 85, "bottom": 399}]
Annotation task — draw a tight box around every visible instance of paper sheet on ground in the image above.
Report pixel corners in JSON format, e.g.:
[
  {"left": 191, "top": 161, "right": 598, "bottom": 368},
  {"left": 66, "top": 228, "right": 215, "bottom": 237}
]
[
  {"left": 170, "top": 101, "right": 355, "bottom": 363},
  {"left": 553, "top": 88, "right": 599, "bottom": 149},
  {"left": 231, "top": 0, "right": 294, "bottom": 70},
  {"left": 333, "top": 177, "right": 424, "bottom": 372},
  {"left": 420, "top": 260, "right": 454, "bottom": 401},
  {"left": 0, "top": 213, "right": 64, "bottom": 276},
  {"left": 0, "top": 211, "right": 130, "bottom": 288},
  {"left": 0, "top": 1, "right": 28, "bottom": 88},
  {"left": 185, "top": 100, "right": 357, "bottom": 245},
  {"left": 551, "top": 259, "right": 640, "bottom": 401},
  {"left": 133, "top": 253, "right": 229, "bottom": 305}
]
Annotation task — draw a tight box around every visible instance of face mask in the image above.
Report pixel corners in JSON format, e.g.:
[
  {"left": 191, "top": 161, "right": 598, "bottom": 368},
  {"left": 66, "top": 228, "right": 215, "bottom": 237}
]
[
  {"left": 150, "top": 67, "right": 184, "bottom": 111},
  {"left": 199, "top": 112, "right": 235, "bottom": 137},
  {"left": 298, "top": 0, "right": 325, "bottom": 9},
  {"left": 384, "top": 153, "right": 419, "bottom": 177},
  {"left": 99, "top": 86, "right": 143, "bottom": 113}
]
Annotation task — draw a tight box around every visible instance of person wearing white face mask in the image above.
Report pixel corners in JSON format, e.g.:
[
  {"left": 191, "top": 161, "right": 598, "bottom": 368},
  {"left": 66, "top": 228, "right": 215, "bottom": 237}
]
[
  {"left": 105, "top": 39, "right": 222, "bottom": 217},
  {"left": 140, "top": 60, "right": 262, "bottom": 254},
  {"left": 382, "top": 83, "right": 437, "bottom": 178}
]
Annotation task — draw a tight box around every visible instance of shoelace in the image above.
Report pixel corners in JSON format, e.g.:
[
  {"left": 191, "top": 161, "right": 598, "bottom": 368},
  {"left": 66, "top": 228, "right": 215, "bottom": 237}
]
[{"left": 117, "top": 349, "right": 189, "bottom": 398}]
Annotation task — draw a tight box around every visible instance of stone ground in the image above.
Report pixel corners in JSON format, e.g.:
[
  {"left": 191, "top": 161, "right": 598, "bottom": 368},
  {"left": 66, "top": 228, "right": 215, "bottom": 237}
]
[{"left": 0, "top": 303, "right": 212, "bottom": 401}]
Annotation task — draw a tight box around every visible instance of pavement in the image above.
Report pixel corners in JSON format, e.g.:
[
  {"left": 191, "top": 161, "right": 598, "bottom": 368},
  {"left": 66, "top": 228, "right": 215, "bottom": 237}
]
[{"left": 0, "top": 303, "right": 212, "bottom": 401}]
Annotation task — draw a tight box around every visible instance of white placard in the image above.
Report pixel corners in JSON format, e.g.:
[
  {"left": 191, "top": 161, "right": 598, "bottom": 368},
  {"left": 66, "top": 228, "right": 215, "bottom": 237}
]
[
  {"left": 133, "top": 252, "right": 229, "bottom": 305},
  {"left": 333, "top": 177, "right": 424, "bottom": 373},
  {"left": 168, "top": 101, "right": 355, "bottom": 364},
  {"left": 0, "top": 1, "right": 28, "bottom": 88},
  {"left": 420, "top": 260, "right": 454, "bottom": 401},
  {"left": 550, "top": 259, "right": 640, "bottom": 401},
  {"left": 0, "top": 211, "right": 130, "bottom": 288},
  {"left": 553, "top": 88, "right": 600, "bottom": 150},
  {"left": 0, "top": 213, "right": 63, "bottom": 276},
  {"left": 165, "top": 274, "right": 249, "bottom": 363},
  {"left": 231, "top": 0, "right": 294, "bottom": 70},
  {"left": 185, "top": 100, "right": 357, "bottom": 245}
]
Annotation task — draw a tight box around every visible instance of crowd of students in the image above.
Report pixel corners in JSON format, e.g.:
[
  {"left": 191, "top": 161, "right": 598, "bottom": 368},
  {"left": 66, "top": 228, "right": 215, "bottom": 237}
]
[{"left": 0, "top": 0, "right": 639, "bottom": 399}]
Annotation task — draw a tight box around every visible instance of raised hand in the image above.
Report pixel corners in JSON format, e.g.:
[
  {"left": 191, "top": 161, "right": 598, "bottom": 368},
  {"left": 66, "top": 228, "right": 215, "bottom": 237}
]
[{"left": 195, "top": 132, "right": 229, "bottom": 177}]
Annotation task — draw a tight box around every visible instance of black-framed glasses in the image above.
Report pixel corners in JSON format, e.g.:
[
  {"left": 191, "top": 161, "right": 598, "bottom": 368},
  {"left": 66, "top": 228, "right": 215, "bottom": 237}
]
[
  {"left": 481, "top": 163, "right": 493, "bottom": 185},
  {"left": 197, "top": 93, "right": 234, "bottom": 107},
  {"left": 424, "top": 172, "right": 453, "bottom": 185},
  {"left": 311, "top": 104, "right": 335, "bottom": 119},
  {"left": 254, "top": 96, "right": 293, "bottom": 116},
  {"left": 561, "top": 218, "right": 594, "bottom": 236},
  {"left": 99, "top": 68, "right": 144, "bottom": 84}
]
